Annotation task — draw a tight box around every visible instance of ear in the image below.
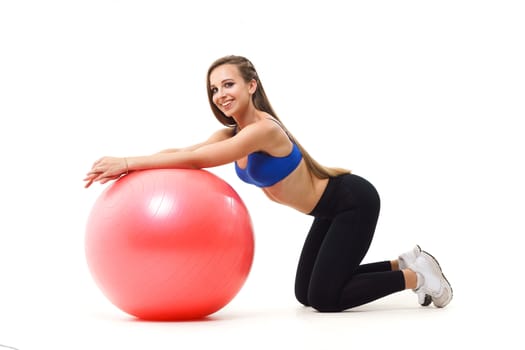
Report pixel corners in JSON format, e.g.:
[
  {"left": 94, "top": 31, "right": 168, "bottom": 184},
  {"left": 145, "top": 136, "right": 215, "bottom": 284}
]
[{"left": 248, "top": 79, "right": 257, "bottom": 95}]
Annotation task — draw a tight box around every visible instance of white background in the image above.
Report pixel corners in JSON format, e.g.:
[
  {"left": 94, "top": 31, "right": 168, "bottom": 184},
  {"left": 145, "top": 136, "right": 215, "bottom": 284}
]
[{"left": 1, "top": 1, "right": 524, "bottom": 349}]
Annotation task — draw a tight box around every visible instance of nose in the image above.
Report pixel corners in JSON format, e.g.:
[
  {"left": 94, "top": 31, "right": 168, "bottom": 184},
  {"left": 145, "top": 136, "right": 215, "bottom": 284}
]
[
  {"left": 213, "top": 88, "right": 227, "bottom": 105},
  {"left": 218, "top": 87, "right": 227, "bottom": 98}
]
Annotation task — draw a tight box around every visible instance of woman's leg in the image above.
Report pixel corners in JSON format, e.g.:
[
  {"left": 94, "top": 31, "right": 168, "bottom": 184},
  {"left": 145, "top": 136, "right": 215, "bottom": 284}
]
[
  {"left": 297, "top": 173, "right": 452, "bottom": 311},
  {"left": 306, "top": 208, "right": 406, "bottom": 312},
  {"left": 295, "top": 220, "right": 397, "bottom": 307},
  {"left": 294, "top": 217, "right": 332, "bottom": 306},
  {"left": 306, "top": 174, "right": 406, "bottom": 311}
]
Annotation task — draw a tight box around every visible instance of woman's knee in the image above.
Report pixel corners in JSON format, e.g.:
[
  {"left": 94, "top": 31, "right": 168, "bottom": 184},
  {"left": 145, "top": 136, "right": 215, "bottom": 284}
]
[
  {"left": 309, "top": 298, "right": 343, "bottom": 313},
  {"left": 295, "top": 287, "right": 310, "bottom": 307},
  {"left": 307, "top": 288, "right": 343, "bottom": 312}
]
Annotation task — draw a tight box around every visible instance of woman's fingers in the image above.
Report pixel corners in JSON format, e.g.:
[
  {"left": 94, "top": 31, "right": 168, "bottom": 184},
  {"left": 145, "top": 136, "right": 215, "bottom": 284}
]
[
  {"left": 85, "top": 157, "right": 127, "bottom": 188},
  {"left": 84, "top": 171, "right": 123, "bottom": 187},
  {"left": 99, "top": 174, "right": 121, "bottom": 184}
]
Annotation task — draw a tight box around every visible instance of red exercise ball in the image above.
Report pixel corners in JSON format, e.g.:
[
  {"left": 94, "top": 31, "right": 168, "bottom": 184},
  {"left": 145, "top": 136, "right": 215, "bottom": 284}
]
[{"left": 85, "top": 169, "right": 254, "bottom": 320}]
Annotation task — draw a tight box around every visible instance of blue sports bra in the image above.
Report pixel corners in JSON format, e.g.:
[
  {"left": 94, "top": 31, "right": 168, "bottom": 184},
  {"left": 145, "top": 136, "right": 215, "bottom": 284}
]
[{"left": 234, "top": 124, "right": 303, "bottom": 188}]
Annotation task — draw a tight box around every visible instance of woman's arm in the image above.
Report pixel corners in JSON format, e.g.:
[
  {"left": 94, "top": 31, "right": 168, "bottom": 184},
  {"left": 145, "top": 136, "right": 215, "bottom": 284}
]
[
  {"left": 155, "top": 127, "right": 233, "bottom": 154},
  {"left": 84, "top": 122, "right": 278, "bottom": 188}
]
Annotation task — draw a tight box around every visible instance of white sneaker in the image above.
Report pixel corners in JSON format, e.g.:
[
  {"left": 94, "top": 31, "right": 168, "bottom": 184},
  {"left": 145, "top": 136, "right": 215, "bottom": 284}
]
[
  {"left": 398, "top": 245, "right": 432, "bottom": 306},
  {"left": 411, "top": 250, "right": 453, "bottom": 308},
  {"left": 398, "top": 245, "right": 421, "bottom": 269}
]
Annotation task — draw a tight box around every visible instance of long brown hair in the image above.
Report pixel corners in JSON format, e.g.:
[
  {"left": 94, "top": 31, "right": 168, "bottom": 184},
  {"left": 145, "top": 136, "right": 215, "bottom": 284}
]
[{"left": 206, "top": 55, "right": 350, "bottom": 179}]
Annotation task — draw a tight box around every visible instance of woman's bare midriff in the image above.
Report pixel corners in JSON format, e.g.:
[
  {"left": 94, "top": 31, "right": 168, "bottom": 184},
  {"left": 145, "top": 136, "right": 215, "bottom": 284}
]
[{"left": 261, "top": 160, "right": 329, "bottom": 214}]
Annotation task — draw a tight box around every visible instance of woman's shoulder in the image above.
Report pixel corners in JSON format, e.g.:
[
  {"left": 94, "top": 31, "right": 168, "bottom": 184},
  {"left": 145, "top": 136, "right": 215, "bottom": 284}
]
[
  {"left": 255, "top": 114, "right": 288, "bottom": 136},
  {"left": 239, "top": 115, "right": 281, "bottom": 136}
]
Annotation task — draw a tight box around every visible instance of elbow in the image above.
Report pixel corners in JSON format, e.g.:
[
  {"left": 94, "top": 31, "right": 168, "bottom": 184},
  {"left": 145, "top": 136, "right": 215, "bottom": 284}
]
[
  {"left": 186, "top": 159, "right": 209, "bottom": 169},
  {"left": 190, "top": 156, "right": 226, "bottom": 169}
]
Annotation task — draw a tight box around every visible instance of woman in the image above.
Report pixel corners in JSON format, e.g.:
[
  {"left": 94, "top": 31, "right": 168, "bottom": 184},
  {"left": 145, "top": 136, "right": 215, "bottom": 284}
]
[{"left": 84, "top": 55, "right": 453, "bottom": 311}]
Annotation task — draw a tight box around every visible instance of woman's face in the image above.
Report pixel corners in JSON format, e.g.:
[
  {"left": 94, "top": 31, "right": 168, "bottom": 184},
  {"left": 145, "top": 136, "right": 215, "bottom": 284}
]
[{"left": 209, "top": 64, "right": 255, "bottom": 117}]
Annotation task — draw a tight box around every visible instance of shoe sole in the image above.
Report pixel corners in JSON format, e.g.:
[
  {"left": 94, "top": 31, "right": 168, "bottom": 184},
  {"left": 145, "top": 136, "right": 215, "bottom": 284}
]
[
  {"left": 420, "top": 249, "right": 453, "bottom": 307},
  {"left": 421, "top": 294, "right": 432, "bottom": 306}
]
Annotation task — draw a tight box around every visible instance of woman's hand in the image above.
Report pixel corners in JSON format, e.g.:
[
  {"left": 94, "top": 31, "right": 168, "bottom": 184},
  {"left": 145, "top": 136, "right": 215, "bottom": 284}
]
[{"left": 84, "top": 157, "right": 129, "bottom": 188}]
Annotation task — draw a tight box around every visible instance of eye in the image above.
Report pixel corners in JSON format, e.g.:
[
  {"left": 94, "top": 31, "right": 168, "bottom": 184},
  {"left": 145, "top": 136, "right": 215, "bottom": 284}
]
[
  {"left": 224, "top": 82, "right": 234, "bottom": 88},
  {"left": 210, "top": 87, "right": 218, "bottom": 95}
]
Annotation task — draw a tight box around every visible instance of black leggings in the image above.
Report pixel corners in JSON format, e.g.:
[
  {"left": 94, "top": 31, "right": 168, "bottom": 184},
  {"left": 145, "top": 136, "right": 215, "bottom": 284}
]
[{"left": 295, "top": 174, "right": 405, "bottom": 312}]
